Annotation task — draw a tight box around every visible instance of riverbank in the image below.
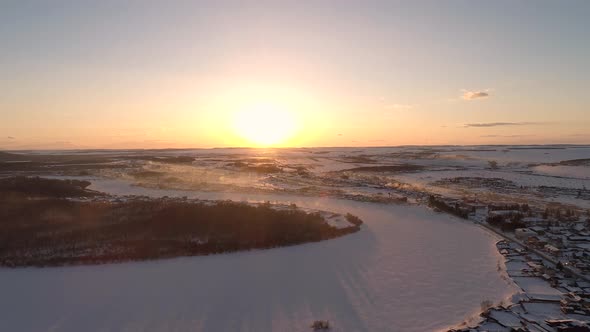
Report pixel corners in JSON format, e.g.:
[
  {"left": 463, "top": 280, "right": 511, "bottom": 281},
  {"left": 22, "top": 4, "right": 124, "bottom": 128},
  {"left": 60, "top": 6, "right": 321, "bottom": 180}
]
[{"left": 448, "top": 238, "right": 590, "bottom": 331}]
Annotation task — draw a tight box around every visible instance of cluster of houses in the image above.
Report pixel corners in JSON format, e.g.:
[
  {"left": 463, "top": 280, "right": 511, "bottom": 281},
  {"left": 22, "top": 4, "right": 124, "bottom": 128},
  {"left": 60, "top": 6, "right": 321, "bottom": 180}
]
[
  {"left": 450, "top": 240, "right": 590, "bottom": 332},
  {"left": 430, "top": 194, "right": 590, "bottom": 274},
  {"left": 473, "top": 202, "right": 590, "bottom": 273},
  {"left": 426, "top": 195, "right": 590, "bottom": 331},
  {"left": 515, "top": 225, "right": 590, "bottom": 274}
]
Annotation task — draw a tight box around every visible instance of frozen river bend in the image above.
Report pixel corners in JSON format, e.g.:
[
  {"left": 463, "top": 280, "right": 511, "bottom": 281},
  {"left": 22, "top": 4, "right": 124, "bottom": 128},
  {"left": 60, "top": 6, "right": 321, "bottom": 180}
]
[{"left": 0, "top": 185, "right": 517, "bottom": 332}]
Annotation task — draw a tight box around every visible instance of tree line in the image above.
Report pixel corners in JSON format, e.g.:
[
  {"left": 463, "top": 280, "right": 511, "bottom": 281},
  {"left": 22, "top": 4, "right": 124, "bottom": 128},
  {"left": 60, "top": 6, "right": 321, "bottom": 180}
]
[{"left": 0, "top": 177, "right": 362, "bottom": 267}]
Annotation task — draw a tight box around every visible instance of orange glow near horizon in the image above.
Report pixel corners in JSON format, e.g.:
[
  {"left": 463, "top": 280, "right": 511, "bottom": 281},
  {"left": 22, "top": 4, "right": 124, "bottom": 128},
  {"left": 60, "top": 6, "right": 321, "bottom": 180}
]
[{"left": 232, "top": 102, "right": 299, "bottom": 147}]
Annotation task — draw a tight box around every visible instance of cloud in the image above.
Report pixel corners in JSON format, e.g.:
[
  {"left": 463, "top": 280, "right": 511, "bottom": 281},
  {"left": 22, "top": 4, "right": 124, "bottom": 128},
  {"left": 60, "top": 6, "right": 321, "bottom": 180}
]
[
  {"left": 464, "top": 122, "right": 540, "bottom": 128},
  {"left": 7, "top": 136, "right": 15, "bottom": 139},
  {"left": 462, "top": 90, "right": 490, "bottom": 100}
]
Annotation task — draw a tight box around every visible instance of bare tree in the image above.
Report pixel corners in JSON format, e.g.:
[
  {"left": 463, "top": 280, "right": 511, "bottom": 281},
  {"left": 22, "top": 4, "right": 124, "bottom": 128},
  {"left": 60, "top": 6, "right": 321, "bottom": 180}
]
[{"left": 480, "top": 299, "right": 493, "bottom": 312}]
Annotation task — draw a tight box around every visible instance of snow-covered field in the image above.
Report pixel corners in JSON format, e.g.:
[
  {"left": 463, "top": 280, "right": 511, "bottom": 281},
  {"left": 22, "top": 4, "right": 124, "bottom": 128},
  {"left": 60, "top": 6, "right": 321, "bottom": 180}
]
[
  {"left": 3, "top": 145, "right": 589, "bottom": 331},
  {"left": 532, "top": 165, "right": 590, "bottom": 180},
  {"left": 89, "top": 145, "right": 589, "bottom": 208},
  {"left": 0, "top": 185, "right": 517, "bottom": 332}
]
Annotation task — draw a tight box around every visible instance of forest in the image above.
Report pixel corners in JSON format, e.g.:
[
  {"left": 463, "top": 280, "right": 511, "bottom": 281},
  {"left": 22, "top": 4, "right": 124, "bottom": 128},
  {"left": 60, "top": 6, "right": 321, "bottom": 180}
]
[{"left": 0, "top": 177, "right": 362, "bottom": 267}]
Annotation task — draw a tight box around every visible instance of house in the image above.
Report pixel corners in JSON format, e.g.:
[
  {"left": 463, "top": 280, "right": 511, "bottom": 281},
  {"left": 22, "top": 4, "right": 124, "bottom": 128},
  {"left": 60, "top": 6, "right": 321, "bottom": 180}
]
[
  {"left": 490, "top": 210, "right": 521, "bottom": 217},
  {"left": 523, "top": 217, "right": 548, "bottom": 225},
  {"left": 568, "top": 235, "right": 590, "bottom": 243},
  {"left": 516, "top": 228, "right": 536, "bottom": 240},
  {"left": 530, "top": 226, "right": 546, "bottom": 235},
  {"left": 545, "top": 244, "right": 561, "bottom": 255},
  {"left": 526, "top": 236, "right": 546, "bottom": 248}
]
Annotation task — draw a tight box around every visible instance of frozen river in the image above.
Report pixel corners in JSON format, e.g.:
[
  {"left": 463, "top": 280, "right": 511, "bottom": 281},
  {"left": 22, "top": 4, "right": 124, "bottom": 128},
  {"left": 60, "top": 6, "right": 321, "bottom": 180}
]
[{"left": 0, "top": 179, "right": 518, "bottom": 331}]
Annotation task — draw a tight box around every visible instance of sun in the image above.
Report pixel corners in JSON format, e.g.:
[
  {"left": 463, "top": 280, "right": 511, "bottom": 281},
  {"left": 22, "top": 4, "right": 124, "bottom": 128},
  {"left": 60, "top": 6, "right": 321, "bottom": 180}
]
[{"left": 233, "top": 103, "right": 298, "bottom": 146}]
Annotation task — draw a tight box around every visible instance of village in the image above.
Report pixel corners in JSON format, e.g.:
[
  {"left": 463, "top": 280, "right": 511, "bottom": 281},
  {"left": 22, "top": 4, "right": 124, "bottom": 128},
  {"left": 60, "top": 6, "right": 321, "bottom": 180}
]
[{"left": 435, "top": 195, "right": 590, "bottom": 331}]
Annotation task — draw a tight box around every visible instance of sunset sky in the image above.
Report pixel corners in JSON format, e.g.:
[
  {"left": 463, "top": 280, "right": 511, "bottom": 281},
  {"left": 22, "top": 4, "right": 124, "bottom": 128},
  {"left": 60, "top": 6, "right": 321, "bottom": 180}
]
[{"left": 1, "top": 1, "right": 589, "bottom": 149}]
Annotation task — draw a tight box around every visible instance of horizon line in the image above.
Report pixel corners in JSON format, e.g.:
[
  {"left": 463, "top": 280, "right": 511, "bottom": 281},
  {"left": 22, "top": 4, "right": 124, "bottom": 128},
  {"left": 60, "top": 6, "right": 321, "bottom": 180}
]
[{"left": 3, "top": 143, "right": 590, "bottom": 152}]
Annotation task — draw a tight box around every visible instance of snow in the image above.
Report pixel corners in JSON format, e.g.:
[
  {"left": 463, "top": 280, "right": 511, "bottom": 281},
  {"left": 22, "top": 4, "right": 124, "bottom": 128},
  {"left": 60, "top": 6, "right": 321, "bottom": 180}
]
[
  {"left": 0, "top": 188, "right": 518, "bottom": 332},
  {"left": 10, "top": 146, "right": 588, "bottom": 331},
  {"left": 395, "top": 168, "right": 590, "bottom": 191},
  {"left": 532, "top": 165, "right": 590, "bottom": 180},
  {"left": 320, "top": 212, "right": 354, "bottom": 229},
  {"left": 434, "top": 146, "right": 590, "bottom": 165},
  {"left": 511, "top": 277, "right": 563, "bottom": 302},
  {"left": 477, "top": 320, "right": 510, "bottom": 331},
  {"left": 48, "top": 144, "right": 590, "bottom": 211},
  {"left": 504, "top": 260, "right": 529, "bottom": 272},
  {"left": 488, "top": 310, "right": 523, "bottom": 328},
  {"left": 519, "top": 302, "right": 567, "bottom": 323}
]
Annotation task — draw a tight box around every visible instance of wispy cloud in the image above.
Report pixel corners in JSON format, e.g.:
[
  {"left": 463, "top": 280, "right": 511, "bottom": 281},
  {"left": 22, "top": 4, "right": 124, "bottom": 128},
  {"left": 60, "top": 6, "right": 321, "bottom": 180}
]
[
  {"left": 464, "top": 122, "right": 541, "bottom": 128},
  {"left": 462, "top": 90, "right": 490, "bottom": 100},
  {"left": 7, "top": 136, "right": 15, "bottom": 139}
]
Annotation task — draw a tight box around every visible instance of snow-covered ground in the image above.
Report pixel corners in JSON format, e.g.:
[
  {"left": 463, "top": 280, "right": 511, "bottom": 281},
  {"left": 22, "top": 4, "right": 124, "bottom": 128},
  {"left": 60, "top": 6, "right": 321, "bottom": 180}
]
[
  {"left": 4, "top": 145, "right": 588, "bottom": 331},
  {"left": 394, "top": 168, "right": 590, "bottom": 190},
  {"left": 84, "top": 145, "right": 590, "bottom": 210},
  {"left": 511, "top": 277, "right": 563, "bottom": 302},
  {"left": 532, "top": 165, "right": 590, "bottom": 180},
  {"left": 0, "top": 182, "right": 517, "bottom": 332}
]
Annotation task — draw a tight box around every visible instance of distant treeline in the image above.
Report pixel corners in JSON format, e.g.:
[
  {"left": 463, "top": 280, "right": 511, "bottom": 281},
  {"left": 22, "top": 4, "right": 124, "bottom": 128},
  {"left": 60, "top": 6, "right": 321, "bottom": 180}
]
[
  {"left": 427, "top": 195, "right": 468, "bottom": 219},
  {"left": 485, "top": 203, "right": 532, "bottom": 231},
  {"left": 0, "top": 176, "right": 94, "bottom": 198},
  {"left": 488, "top": 203, "right": 530, "bottom": 212},
  {"left": 542, "top": 207, "right": 584, "bottom": 221},
  {"left": 0, "top": 177, "right": 362, "bottom": 267},
  {"left": 486, "top": 214, "right": 525, "bottom": 231}
]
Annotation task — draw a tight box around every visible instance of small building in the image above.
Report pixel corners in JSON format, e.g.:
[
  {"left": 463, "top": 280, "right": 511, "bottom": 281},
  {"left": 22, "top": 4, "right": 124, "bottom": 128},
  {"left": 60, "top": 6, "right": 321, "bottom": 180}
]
[
  {"left": 516, "top": 228, "right": 536, "bottom": 240},
  {"left": 529, "top": 226, "right": 546, "bottom": 235},
  {"left": 522, "top": 217, "right": 548, "bottom": 225},
  {"left": 545, "top": 244, "right": 560, "bottom": 255},
  {"left": 567, "top": 235, "right": 590, "bottom": 243}
]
